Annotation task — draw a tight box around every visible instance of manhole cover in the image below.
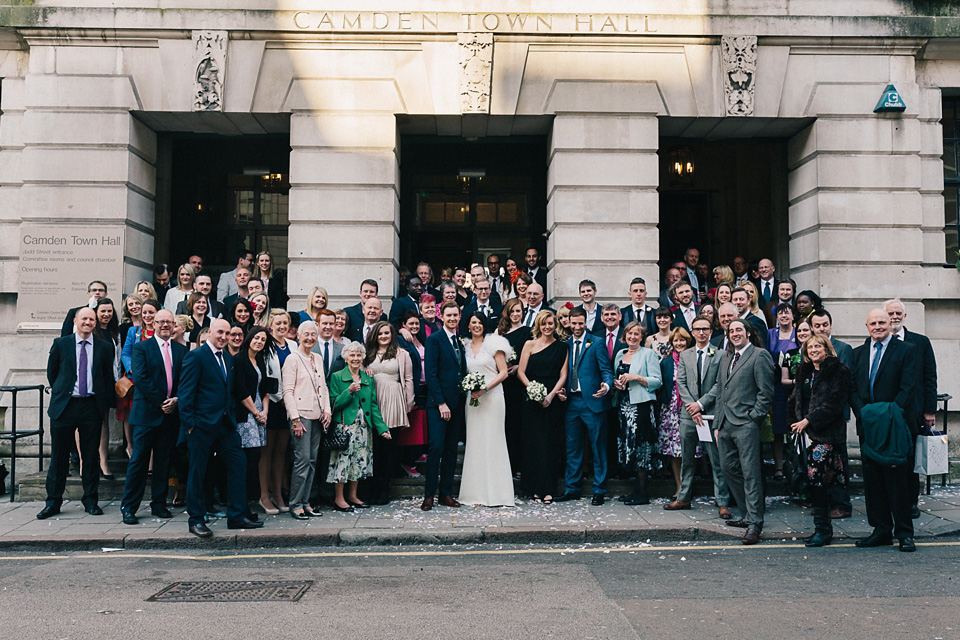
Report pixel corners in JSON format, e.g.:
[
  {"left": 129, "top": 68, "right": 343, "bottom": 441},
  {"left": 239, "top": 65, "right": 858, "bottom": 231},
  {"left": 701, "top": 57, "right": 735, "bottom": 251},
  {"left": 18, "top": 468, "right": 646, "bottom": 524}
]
[{"left": 147, "top": 581, "right": 312, "bottom": 602}]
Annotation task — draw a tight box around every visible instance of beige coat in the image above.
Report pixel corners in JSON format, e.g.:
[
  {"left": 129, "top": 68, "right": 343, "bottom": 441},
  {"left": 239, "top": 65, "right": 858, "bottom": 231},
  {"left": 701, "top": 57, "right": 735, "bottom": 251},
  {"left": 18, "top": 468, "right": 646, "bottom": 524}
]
[{"left": 281, "top": 349, "right": 332, "bottom": 421}]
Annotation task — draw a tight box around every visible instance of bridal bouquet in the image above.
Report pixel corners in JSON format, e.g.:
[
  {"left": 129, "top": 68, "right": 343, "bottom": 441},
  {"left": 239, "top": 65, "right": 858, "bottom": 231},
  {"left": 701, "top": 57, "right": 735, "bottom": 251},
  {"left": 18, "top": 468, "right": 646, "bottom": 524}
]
[
  {"left": 461, "top": 372, "right": 487, "bottom": 407},
  {"left": 506, "top": 346, "right": 518, "bottom": 365},
  {"left": 526, "top": 381, "right": 548, "bottom": 403}
]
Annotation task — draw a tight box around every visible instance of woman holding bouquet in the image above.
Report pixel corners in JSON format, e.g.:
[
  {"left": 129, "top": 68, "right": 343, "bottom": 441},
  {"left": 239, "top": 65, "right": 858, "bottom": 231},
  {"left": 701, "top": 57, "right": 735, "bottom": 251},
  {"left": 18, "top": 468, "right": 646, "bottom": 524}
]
[
  {"left": 458, "top": 312, "right": 514, "bottom": 507},
  {"left": 517, "top": 310, "right": 568, "bottom": 503}
]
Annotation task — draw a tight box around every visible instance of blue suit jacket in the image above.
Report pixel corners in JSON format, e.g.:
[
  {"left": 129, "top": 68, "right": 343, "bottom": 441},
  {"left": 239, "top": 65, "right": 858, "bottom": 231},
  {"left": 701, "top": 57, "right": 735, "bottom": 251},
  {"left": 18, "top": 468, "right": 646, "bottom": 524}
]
[
  {"left": 424, "top": 329, "right": 467, "bottom": 409},
  {"left": 389, "top": 295, "right": 421, "bottom": 327},
  {"left": 177, "top": 344, "right": 236, "bottom": 443},
  {"left": 130, "top": 337, "right": 187, "bottom": 428},
  {"left": 565, "top": 333, "right": 614, "bottom": 414}
]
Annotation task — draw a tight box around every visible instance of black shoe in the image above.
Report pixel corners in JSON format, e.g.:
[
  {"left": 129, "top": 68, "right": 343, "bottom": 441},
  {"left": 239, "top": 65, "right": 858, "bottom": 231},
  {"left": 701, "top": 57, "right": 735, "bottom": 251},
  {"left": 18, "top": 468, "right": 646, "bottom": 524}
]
[
  {"left": 368, "top": 496, "right": 390, "bottom": 506},
  {"left": 334, "top": 504, "right": 356, "bottom": 513},
  {"left": 616, "top": 494, "right": 628, "bottom": 502},
  {"left": 553, "top": 493, "right": 581, "bottom": 503},
  {"left": 622, "top": 494, "right": 650, "bottom": 506},
  {"left": 591, "top": 495, "right": 605, "bottom": 506},
  {"left": 122, "top": 511, "right": 139, "bottom": 526},
  {"left": 227, "top": 517, "right": 264, "bottom": 529},
  {"left": 347, "top": 500, "right": 370, "bottom": 509},
  {"left": 855, "top": 531, "right": 893, "bottom": 548},
  {"left": 899, "top": 537, "right": 917, "bottom": 552},
  {"left": 726, "top": 519, "right": 749, "bottom": 528},
  {"left": 290, "top": 509, "right": 310, "bottom": 520},
  {"left": 85, "top": 505, "right": 104, "bottom": 516},
  {"left": 36, "top": 505, "right": 61, "bottom": 520},
  {"left": 101, "top": 473, "right": 116, "bottom": 481},
  {"left": 151, "top": 506, "right": 173, "bottom": 519},
  {"left": 804, "top": 533, "right": 832, "bottom": 547},
  {"left": 189, "top": 523, "right": 213, "bottom": 538},
  {"left": 911, "top": 505, "right": 921, "bottom": 519}
]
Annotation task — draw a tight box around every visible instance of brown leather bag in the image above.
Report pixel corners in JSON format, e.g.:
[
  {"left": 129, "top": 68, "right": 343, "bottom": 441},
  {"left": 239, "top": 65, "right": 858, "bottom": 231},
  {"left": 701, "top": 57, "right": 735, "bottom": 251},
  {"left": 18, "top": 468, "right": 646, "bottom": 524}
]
[{"left": 115, "top": 375, "right": 134, "bottom": 399}]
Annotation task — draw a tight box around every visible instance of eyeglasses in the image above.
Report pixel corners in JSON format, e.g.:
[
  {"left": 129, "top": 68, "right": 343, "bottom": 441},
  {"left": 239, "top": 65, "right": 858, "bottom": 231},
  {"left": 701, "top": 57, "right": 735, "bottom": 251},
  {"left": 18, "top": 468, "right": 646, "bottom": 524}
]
[
  {"left": 475, "top": 286, "right": 490, "bottom": 292},
  {"left": 155, "top": 320, "right": 175, "bottom": 326}
]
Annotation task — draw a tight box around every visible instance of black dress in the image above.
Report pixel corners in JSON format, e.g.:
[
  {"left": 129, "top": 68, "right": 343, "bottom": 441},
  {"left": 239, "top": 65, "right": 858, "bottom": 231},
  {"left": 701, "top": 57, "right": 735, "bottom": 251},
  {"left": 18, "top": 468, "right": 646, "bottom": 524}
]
[
  {"left": 521, "top": 339, "right": 567, "bottom": 497},
  {"left": 503, "top": 326, "right": 532, "bottom": 470}
]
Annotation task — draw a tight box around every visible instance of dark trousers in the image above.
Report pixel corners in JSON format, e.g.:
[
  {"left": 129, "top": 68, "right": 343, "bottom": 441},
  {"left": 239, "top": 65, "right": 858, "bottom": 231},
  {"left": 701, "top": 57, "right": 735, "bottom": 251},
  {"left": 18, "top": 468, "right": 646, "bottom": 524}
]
[
  {"left": 563, "top": 394, "right": 607, "bottom": 496},
  {"left": 371, "top": 428, "right": 397, "bottom": 500},
  {"left": 46, "top": 397, "right": 102, "bottom": 508},
  {"left": 120, "top": 414, "right": 178, "bottom": 514},
  {"left": 185, "top": 423, "right": 247, "bottom": 527},
  {"left": 862, "top": 455, "right": 914, "bottom": 540},
  {"left": 425, "top": 404, "right": 464, "bottom": 498}
]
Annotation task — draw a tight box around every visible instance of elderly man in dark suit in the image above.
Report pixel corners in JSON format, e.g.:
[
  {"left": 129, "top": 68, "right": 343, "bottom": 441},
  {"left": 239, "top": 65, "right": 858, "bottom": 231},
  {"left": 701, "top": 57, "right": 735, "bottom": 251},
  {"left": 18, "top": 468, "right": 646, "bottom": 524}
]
[
  {"left": 850, "top": 309, "right": 920, "bottom": 552},
  {"left": 666, "top": 315, "right": 731, "bottom": 519},
  {"left": 885, "top": 298, "right": 938, "bottom": 518},
  {"left": 703, "top": 318, "right": 775, "bottom": 545},
  {"left": 120, "top": 309, "right": 187, "bottom": 524},
  {"left": 38, "top": 307, "right": 116, "bottom": 519},
  {"left": 421, "top": 301, "right": 467, "bottom": 512},
  {"left": 555, "top": 308, "right": 613, "bottom": 505},
  {"left": 178, "top": 318, "right": 262, "bottom": 537},
  {"left": 345, "top": 279, "right": 386, "bottom": 337}
]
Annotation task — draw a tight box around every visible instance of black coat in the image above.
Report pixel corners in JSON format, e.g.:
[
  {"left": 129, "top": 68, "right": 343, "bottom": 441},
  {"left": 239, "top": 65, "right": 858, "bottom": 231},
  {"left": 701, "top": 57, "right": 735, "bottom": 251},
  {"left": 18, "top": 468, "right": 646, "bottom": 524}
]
[
  {"left": 46, "top": 334, "right": 116, "bottom": 421},
  {"left": 234, "top": 355, "right": 269, "bottom": 421},
  {"left": 786, "top": 357, "right": 850, "bottom": 446},
  {"left": 902, "top": 328, "right": 937, "bottom": 416},
  {"left": 850, "top": 336, "right": 919, "bottom": 437}
]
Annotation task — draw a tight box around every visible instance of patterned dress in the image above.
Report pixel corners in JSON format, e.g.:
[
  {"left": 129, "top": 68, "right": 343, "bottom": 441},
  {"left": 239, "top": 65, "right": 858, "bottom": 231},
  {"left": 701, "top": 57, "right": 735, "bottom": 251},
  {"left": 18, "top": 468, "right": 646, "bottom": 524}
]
[
  {"left": 327, "top": 409, "right": 373, "bottom": 483},
  {"left": 616, "top": 361, "right": 661, "bottom": 473},
  {"left": 236, "top": 366, "right": 266, "bottom": 448},
  {"left": 657, "top": 351, "right": 685, "bottom": 457}
]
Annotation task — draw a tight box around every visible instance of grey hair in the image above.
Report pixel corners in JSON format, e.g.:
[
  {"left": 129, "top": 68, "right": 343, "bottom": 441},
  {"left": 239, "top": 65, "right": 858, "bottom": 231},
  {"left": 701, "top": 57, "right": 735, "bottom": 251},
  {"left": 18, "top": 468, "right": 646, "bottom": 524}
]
[
  {"left": 341, "top": 340, "right": 366, "bottom": 356},
  {"left": 883, "top": 298, "right": 904, "bottom": 311},
  {"left": 298, "top": 320, "right": 318, "bottom": 336}
]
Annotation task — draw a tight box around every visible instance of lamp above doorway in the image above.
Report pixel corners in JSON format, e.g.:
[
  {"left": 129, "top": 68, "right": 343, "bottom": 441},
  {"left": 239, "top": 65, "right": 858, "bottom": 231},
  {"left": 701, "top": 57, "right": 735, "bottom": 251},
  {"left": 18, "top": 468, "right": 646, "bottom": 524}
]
[
  {"left": 668, "top": 146, "right": 695, "bottom": 185},
  {"left": 458, "top": 168, "right": 485, "bottom": 192}
]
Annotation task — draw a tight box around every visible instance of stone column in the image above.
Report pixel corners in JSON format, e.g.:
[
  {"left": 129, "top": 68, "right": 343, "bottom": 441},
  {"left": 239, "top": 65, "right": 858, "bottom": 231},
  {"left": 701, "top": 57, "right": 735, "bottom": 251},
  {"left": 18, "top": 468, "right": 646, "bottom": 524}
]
[
  {"left": 786, "top": 84, "right": 924, "bottom": 335},
  {"left": 547, "top": 114, "right": 660, "bottom": 306},
  {"left": 287, "top": 111, "right": 400, "bottom": 311}
]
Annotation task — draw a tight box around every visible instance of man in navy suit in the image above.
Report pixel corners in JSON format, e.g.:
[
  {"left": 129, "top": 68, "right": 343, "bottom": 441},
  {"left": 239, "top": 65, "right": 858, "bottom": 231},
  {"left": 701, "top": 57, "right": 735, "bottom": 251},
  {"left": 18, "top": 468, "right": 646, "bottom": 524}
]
[
  {"left": 520, "top": 283, "right": 554, "bottom": 327},
  {"left": 178, "top": 318, "right": 262, "bottom": 537},
  {"left": 555, "top": 308, "right": 613, "bottom": 504},
  {"left": 389, "top": 275, "right": 423, "bottom": 327},
  {"left": 345, "top": 279, "right": 387, "bottom": 335},
  {"left": 576, "top": 279, "right": 605, "bottom": 336},
  {"left": 620, "top": 277, "right": 655, "bottom": 337},
  {"left": 38, "top": 308, "right": 116, "bottom": 519},
  {"left": 120, "top": 310, "right": 187, "bottom": 524},
  {"left": 756, "top": 258, "right": 777, "bottom": 307},
  {"left": 732, "top": 287, "right": 767, "bottom": 347},
  {"left": 460, "top": 276, "right": 501, "bottom": 334},
  {"left": 670, "top": 281, "right": 700, "bottom": 332},
  {"left": 850, "top": 309, "right": 919, "bottom": 552},
  {"left": 524, "top": 247, "right": 548, "bottom": 289},
  {"left": 421, "top": 301, "right": 467, "bottom": 511}
]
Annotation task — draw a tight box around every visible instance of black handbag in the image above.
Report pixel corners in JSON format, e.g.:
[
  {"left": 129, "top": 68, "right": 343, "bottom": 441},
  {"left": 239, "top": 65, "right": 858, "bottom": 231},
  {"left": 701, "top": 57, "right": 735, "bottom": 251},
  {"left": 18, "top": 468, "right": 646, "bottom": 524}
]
[{"left": 321, "top": 423, "right": 350, "bottom": 452}]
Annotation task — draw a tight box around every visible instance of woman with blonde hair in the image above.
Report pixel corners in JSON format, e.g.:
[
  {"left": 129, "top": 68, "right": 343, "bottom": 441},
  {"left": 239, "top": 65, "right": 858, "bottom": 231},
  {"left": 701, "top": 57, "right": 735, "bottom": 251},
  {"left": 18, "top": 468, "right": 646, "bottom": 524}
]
[
  {"left": 253, "top": 250, "right": 288, "bottom": 309},
  {"left": 163, "top": 264, "right": 196, "bottom": 312},
  {"left": 298, "top": 286, "right": 328, "bottom": 323},
  {"left": 741, "top": 281, "right": 768, "bottom": 328},
  {"left": 250, "top": 292, "right": 271, "bottom": 328},
  {"left": 710, "top": 265, "right": 734, "bottom": 301},
  {"left": 517, "top": 310, "right": 568, "bottom": 503},
  {"left": 135, "top": 281, "right": 158, "bottom": 304}
]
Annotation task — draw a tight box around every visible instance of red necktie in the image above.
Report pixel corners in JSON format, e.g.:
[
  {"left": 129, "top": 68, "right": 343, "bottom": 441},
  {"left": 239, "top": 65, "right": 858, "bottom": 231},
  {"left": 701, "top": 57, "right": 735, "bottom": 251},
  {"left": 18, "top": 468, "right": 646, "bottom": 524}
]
[{"left": 606, "top": 333, "right": 614, "bottom": 359}]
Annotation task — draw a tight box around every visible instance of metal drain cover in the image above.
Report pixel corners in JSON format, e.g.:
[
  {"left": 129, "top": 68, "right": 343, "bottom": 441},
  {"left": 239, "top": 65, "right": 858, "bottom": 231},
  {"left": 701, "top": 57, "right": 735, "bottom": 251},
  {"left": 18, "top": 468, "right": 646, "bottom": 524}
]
[{"left": 147, "top": 580, "right": 312, "bottom": 603}]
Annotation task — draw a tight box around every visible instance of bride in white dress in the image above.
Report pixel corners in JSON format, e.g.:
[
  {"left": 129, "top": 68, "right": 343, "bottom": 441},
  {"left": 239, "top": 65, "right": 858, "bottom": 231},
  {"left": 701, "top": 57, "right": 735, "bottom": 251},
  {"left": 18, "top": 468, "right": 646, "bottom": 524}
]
[{"left": 458, "top": 312, "right": 515, "bottom": 507}]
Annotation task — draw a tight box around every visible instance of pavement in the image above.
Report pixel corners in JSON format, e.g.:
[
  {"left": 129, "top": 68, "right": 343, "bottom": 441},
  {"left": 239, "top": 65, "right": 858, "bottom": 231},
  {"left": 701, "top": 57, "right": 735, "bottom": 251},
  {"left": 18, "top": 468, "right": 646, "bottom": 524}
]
[{"left": 2, "top": 485, "right": 960, "bottom": 552}]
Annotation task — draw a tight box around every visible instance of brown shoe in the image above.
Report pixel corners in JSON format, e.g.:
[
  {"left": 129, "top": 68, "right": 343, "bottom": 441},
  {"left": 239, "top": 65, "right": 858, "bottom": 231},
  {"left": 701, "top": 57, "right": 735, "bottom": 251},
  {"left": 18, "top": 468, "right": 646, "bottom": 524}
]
[
  {"left": 438, "top": 495, "right": 461, "bottom": 508},
  {"left": 718, "top": 506, "right": 733, "bottom": 520},
  {"left": 829, "top": 508, "right": 851, "bottom": 519},
  {"left": 420, "top": 497, "right": 434, "bottom": 511},
  {"left": 663, "top": 500, "right": 691, "bottom": 511},
  {"left": 742, "top": 527, "right": 761, "bottom": 545}
]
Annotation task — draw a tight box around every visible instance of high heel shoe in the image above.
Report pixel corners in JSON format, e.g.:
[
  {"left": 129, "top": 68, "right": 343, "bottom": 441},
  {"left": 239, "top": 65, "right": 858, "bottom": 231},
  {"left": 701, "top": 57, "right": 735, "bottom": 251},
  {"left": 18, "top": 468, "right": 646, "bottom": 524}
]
[{"left": 259, "top": 499, "right": 279, "bottom": 515}]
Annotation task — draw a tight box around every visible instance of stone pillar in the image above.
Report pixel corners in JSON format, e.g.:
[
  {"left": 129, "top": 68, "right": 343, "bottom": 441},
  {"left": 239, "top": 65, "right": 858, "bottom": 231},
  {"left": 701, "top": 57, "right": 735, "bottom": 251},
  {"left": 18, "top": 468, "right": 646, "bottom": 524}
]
[
  {"left": 547, "top": 114, "right": 660, "bottom": 306},
  {"left": 287, "top": 112, "right": 399, "bottom": 311},
  {"left": 786, "top": 86, "right": 923, "bottom": 336}
]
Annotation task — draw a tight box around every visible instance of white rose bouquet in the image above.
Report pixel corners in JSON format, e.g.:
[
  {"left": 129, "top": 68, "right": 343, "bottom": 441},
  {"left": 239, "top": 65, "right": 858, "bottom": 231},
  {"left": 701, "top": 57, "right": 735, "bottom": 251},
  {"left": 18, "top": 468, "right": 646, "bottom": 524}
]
[
  {"left": 526, "top": 381, "right": 548, "bottom": 403},
  {"left": 461, "top": 372, "right": 487, "bottom": 407}
]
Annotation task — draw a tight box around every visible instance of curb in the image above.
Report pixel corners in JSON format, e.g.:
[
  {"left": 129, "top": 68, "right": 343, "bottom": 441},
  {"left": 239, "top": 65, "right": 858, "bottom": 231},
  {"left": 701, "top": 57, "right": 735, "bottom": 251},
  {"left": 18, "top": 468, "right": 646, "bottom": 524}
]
[{"left": 4, "top": 523, "right": 957, "bottom": 552}]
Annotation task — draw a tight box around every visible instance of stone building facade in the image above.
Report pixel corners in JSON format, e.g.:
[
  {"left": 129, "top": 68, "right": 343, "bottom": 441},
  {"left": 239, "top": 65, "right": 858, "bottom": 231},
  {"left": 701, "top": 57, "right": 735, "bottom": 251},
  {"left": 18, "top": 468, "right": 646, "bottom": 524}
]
[{"left": 0, "top": 2, "right": 958, "bottom": 451}]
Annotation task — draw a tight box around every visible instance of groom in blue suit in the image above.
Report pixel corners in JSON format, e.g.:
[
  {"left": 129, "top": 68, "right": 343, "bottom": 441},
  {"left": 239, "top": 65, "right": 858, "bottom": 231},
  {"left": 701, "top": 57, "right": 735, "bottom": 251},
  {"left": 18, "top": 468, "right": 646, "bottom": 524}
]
[
  {"left": 422, "top": 301, "right": 468, "bottom": 511},
  {"left": 556, "top": 308, "right": 614, "bottom": 505},
  {"left": 178, "top": 319, "right": 262, "bottom": 537}
]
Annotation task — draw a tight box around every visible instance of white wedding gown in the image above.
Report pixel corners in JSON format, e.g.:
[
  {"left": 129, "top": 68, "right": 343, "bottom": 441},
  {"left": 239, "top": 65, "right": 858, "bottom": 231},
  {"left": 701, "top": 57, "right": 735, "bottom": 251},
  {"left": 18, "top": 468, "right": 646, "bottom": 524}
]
[{"left": 458, "top": 333, "right": 515, "bottom": 507}]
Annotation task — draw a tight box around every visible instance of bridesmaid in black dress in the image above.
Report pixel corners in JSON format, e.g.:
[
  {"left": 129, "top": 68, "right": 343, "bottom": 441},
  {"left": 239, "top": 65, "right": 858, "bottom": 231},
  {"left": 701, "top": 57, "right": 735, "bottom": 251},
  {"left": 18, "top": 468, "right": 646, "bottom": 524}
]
[
  {"left": 498, "top": 299, "right": 532, "bottom": 474},
  {"left": 517, "top": 309, "right": 568, "bottom": 503}
]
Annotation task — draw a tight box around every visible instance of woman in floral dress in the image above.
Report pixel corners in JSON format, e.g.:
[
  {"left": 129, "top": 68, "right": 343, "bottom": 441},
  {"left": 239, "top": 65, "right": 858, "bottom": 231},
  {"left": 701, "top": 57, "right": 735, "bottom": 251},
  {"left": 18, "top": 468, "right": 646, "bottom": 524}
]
[{"left": 658, "top": 328, "right": 695, "bottom": 499}]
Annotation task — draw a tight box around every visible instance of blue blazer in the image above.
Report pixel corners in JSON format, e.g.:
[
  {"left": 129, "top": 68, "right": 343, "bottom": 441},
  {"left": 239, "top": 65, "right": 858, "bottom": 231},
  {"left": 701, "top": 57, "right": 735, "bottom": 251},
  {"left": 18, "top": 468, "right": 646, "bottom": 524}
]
[
  {"left": 120, "top": 325, "right": 147, "bottom": 374},
  {"left": 565, "top": 333, "right": 614, "bottom": 414},
  {"left": 389, "top": 295, "right": 421, "bottom": 327},
  {"left": 130, "top": 338, "right": 187, "bottom": 428},
  {"left": 177, "top": 344, "right": 236, "bottom": 443},
  {"left": 424, "top": 329, "right": 467, "bottom": 409}
]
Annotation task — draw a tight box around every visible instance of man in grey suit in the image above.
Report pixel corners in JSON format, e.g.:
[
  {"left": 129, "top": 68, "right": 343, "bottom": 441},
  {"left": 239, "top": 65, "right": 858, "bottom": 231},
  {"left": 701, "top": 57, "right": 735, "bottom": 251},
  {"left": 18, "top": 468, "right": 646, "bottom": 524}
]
[
  {"left": 312, "top": 309, "right": 345, "bottom": 382},
  {"left": 665, "top": 315, "right": 732, "bottom": 519},
  {"left": 705, "top": 318, "right": 775, "bottom": 545}
]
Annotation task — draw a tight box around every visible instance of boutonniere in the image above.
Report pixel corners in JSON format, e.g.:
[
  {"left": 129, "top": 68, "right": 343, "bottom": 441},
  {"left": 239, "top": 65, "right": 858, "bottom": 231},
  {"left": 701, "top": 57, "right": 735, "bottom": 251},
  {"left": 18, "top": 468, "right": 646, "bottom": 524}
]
[{"left": 707, "top": 347, "right": 717, "bottom": 357}]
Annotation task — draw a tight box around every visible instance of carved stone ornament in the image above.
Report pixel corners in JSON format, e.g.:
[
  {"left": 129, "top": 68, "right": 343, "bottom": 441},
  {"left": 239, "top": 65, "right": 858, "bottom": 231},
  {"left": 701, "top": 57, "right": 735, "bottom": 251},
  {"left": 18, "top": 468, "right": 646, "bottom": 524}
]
[
  {"left": 721, "top": 35, "right": 757, "bottom": 117},
  {"left": 193, "top": 30, "right": 227, "bottom": 112},
  {"left": 459, "top": 32, "right": 493, "bottom": 114}
]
